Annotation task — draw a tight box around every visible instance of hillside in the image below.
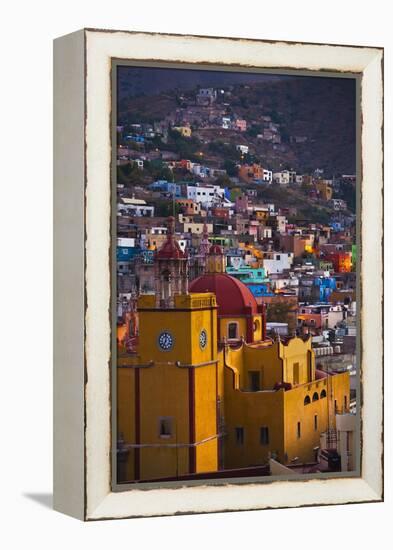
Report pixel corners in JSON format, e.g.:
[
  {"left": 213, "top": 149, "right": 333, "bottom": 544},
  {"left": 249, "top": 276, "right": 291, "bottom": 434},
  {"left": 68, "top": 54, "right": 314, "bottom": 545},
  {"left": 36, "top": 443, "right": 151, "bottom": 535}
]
[{"left": 118, "top": 71, "right": 356, "bottom": 177}]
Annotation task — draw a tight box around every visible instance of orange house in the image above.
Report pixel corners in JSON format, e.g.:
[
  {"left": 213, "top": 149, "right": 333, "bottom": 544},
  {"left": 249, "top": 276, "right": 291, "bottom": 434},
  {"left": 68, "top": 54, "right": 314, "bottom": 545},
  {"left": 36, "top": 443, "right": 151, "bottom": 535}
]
[
  {"left": 238, "top": 164, "right": 263, "bottom": 183},
  {"left": 326, "top": 252, "right": 352, "bottom": 273}
]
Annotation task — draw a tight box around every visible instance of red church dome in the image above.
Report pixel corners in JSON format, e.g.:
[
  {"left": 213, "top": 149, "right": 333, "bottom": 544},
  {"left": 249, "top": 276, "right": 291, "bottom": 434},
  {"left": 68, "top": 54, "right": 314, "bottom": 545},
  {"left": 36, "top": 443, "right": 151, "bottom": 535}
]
[{"left": 189, "top": 273, "right": 258, "bottom": 316}]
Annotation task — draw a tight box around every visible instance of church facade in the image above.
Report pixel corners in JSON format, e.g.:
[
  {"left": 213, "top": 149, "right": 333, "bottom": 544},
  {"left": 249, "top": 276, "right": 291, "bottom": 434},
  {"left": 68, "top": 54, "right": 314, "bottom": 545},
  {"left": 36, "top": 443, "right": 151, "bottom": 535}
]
[{"left": 117, "top": 218, "right": 350, "bottom": 482}]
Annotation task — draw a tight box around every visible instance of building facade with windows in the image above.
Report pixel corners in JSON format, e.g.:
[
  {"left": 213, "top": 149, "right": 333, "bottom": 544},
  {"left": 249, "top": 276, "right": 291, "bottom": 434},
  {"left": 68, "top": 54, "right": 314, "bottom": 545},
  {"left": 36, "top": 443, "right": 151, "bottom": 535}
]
[
  {"left": 186, "top": 184, "right": 225, "bottom": 207},
  {"left": 117, "top": 221, "right": 350, "bottom": 483}
]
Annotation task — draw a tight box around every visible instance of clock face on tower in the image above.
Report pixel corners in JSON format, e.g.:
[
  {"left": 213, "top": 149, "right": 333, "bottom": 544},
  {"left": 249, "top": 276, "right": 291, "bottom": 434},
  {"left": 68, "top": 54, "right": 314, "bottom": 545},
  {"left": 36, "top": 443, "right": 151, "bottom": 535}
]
[
  {"left": 158, "top": 331, "right": 174, "bottom": 351},
  {"left": 199, "top": 329, "right": 208, "bottom": 350}
]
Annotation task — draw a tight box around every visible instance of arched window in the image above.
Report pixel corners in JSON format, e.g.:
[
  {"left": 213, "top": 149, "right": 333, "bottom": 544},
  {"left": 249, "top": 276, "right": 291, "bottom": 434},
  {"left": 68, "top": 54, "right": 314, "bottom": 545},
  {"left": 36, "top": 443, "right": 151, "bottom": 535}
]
[
  {"left": 228, "top": 322, "right": 238, "bottom": 339},
  {"left": 312, "top": 392, "right": 319, "bottom": 402},
  {"left": 304, "top": 395, "right": 311, "bottom": 405},
  {"left": 320, "top": 389, "right": 327, "bottom": 399}
]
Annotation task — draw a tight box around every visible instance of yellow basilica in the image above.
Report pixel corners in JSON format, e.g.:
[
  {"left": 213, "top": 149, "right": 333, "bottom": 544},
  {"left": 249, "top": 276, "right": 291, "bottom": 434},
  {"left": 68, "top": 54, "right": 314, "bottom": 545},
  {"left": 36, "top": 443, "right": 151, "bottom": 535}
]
[{"left": 117, "top": 218, "right": 350, "bottom": 482}]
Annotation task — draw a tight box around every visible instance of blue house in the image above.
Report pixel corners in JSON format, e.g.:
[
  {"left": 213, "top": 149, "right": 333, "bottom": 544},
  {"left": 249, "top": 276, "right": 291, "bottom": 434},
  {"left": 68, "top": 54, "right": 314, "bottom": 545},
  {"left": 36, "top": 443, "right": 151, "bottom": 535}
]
[
  {"left": 226, "top": 264, "right": 274, "bottom": 298},
  {"left": 149, "top": 180, "right": 181, "bottom": 197},
  {"left": 117, "top": 246, "right": 141, "bottom": 262},
  {"left": 125, "top": 135, "right": 145, "bottom": 143},
  {"left": 313, "top": 276, "right": 336, "bottom": 302}
]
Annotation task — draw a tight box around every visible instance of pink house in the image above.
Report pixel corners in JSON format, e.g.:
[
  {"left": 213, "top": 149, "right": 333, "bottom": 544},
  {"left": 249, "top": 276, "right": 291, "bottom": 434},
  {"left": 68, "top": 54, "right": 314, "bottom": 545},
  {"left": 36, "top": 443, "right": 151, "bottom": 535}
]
[{"left": 235, "top": 119, "right": 247, "bottom": 132}]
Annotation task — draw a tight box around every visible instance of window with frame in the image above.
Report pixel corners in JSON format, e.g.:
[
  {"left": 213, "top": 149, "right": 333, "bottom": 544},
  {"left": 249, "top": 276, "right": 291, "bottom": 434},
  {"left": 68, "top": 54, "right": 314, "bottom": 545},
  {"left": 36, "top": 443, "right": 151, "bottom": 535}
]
[
  {"left": 158, "top": 417, "right": 173, "bottom": 438},
  {"left": 293, "top": 362, "right": 300, "bottom": 385},
  {"left": 228, "top": 322, "right": 238, "bottom": 339},
  {"left": 297, "top": 421, "right": 301, "bottom": 439},
  {"left": 235, "top": 427, "right": 244, "bottom": 445},
  {"left": 248, "top": 370, "right": 261, "bottom": 391},
  {"left": 260, "top": 426, "right": 269, "bottom": 445},
  {"left": 314, "top": 414, "right": 318, "bottom": 431}
]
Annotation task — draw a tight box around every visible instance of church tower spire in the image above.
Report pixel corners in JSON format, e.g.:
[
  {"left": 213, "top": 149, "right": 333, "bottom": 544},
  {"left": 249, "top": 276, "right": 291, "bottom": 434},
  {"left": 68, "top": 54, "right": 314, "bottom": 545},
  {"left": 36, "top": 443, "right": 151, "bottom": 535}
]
[
  {"left": 199, "top": 222, "right": 211, "bottom": 257},
  {"left": 206, "top": 243, "right": 226, "bottom": 274},
  {"left": 154, "top": 216, "right": 189, "bottom": 308}
]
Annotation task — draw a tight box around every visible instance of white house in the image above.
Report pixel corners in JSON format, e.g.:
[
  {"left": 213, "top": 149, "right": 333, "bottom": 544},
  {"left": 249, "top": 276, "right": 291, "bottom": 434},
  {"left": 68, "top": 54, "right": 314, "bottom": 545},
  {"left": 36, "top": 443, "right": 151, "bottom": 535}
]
[
  {"left": 262, "top": 169, "right": 273, "bottom": 183},
  {"left": 327, "top": 305, "right": 345, "bottom": 329},
  {"left": 222, "top": 117, "right": 231, "bottom": 129},
  {"left": 236, "top": 144, "right": 249, "bottom": 155},
  {"left": 186, "top": 184, "right": 225, "bottom": 207},
  {"left": 276, "top": 215, "right": 287, "bottom": 234},
  {"left": 273, "top": 170, "right": 296, "bottom": 185},
  {"left": 263, "top": 252, "right": 294, "bottom": 274},
  {"left": 117, "top": 197, "right": 155, "bottom": 217},
  {"left": 133, "top": 159, "right": 144, "bottom": 169},
  {"left": 273, "top": 171, "right": 290, "bottom": 185}
]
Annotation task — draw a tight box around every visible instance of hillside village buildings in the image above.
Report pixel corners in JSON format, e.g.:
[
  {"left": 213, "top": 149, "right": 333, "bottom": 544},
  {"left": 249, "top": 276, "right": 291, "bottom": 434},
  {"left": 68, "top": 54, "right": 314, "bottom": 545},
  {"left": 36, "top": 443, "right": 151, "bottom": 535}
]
[{"left": 116, "top": 83, "right": 357, "bottom": 483}]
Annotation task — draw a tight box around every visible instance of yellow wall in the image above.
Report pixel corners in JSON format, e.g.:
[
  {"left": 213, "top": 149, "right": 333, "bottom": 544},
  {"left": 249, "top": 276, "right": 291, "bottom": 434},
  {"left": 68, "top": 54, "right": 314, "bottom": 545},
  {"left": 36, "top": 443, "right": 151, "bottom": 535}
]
[
  {"left": 280, "top": 339, "right": 315, "bottom": 385},
  {"left": 225, "top": 338, "right": 314, "bottom": 392},
  {"left": 139, "top": 363, "right": 190, "bottom": 480},
  {"left": 221, "top": 341, "right": 350, "bottom": 467},
  {"left": 224, "top": 358, "right": 285, "bottom": 466},
  {"left": 220, "top": 317, "right": 247, "bottom": 341},
  {"left": 252, "top": 315, "right": 263, "bottom": 341},
  {"left": 283, "top": 379, "right": 329, "bottom": 463},
  {"left": 283, "top": 371, "right": 349, "bottom": 463},
  {"left": 117, "top": 367, "right": 135, "bottom": 481},
  {"left": 118, "top": 291, "right": 351, "bottom": 480},
  {"left": 243, "top": 342, "right": 280, "bottom": 390},
  {"left": 118, "top": 292, "right": 219, "bottom": 481},
  {"left": 194, "top": 361, "right": 219, "bottom": 473}
]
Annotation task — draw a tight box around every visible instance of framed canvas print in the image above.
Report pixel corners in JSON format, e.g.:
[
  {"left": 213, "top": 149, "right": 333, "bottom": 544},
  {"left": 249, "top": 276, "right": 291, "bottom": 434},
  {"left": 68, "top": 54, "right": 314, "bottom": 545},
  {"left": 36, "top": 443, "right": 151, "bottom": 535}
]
[{"left": 53, "top": 29, "right": 383, "bottom": 520}]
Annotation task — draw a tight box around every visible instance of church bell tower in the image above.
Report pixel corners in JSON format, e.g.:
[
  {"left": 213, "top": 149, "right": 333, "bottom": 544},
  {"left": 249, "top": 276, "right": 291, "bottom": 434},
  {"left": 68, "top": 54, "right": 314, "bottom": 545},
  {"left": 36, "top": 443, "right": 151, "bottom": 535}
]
[{"left": 154, "top": 216, "right": 188, "bottom": 308}]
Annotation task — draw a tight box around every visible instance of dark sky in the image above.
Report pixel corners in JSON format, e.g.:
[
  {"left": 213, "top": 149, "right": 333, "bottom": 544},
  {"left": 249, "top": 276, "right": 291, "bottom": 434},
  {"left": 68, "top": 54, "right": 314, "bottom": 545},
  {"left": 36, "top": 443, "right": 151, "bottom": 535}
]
[{"left": 117, "top": 64, "right": 354, "bottom": 98}]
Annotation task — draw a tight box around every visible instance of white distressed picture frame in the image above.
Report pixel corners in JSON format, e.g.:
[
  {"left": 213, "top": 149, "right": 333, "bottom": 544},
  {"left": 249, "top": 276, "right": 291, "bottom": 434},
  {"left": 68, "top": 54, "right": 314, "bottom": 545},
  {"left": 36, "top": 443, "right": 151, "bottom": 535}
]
[{"left": 53, "top": 29, "right": 383, "bottom": 521}]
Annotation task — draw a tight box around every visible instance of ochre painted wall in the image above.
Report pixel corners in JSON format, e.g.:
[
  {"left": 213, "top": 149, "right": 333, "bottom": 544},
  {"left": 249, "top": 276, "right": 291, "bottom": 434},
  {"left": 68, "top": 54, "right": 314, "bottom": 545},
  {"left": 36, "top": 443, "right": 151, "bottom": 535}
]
[
  {"left": 224, "top": 362, "right": 286, "bottom": 466},
  {"left": 194, "top": 364, "right": 219, "bottom": 473},
  {"left": 221, "top": 340, "right": 350, "bottom": 467},
  {"left": 118, "top": 292, "right": 219, "bottom": 481},
  {"left": 280, "top": 338, "right": 315, "bottom": 385},
  {"left": 117, "top": 367, "right": 135, "bottom": 481},
  {"left": 139, "top": 363, "right": 190, "bottom": 480},
  {"left": 283, "top": 371, "right": 349, "bottom": 463}
]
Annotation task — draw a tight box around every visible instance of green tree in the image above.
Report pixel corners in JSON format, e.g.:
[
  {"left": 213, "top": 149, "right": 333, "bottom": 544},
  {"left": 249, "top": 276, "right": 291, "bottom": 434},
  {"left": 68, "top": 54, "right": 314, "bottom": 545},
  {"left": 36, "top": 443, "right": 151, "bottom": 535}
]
[
  {"left": 246, "top": 124, "right": 262, "bottom": 138},
  {"left": 214, "top": 174, "right": 232, "bottom": 187},
  {"left": 117, "top": 163, "right": 145, "bottom": 186},
  {"left": 222, "top": 159, "right": 238, "bottom": 177},
  {"left": 153, "top": 200, "right": 181, "bottom": 217},
  {"left": 267, "top": 301, "right": 296, "bottom": 334}
]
